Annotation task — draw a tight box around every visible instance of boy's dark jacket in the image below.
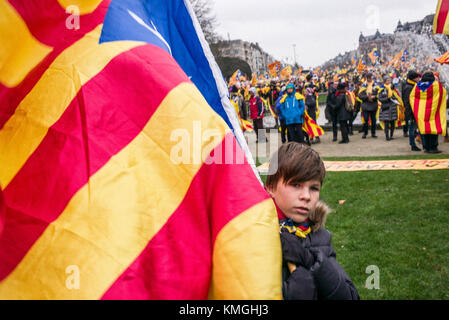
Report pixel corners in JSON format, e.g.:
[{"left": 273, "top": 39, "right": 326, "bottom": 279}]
[{"left": 278, "top": 202, "right": 360, "bottom": 300}]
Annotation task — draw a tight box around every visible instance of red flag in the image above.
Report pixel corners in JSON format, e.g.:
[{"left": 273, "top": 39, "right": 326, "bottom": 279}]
[
  {"left": 434, "top": 0, "right": 449, "bottom": 35},
  {"left": 0, "top": 188, "right": 4, "bottom": 237}
]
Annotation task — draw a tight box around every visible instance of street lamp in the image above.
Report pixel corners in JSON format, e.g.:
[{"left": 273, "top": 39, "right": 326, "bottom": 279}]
[{"left": 292, "top": 44, "right": 297, "bottom": 66}]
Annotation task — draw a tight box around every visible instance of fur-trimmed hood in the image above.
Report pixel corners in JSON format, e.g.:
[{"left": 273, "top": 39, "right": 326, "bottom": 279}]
[
  {"left": 276, "top": 200, "right": 331, "bottom": 233},
  {"left": 308, "top": 201, "right": 330, "bottom": 232}
]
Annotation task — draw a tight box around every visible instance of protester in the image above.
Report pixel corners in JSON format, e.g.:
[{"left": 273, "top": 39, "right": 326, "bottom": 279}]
[
  {"left": 279, "top": 84, "right": 306, "bottom": 144},
  {"left": 378, "top": 76, "right": 399, "bottom": 141},
  {"left": 304, "top": 74, "right": 320, "bottom": 144},
  {"left": 401, "top": 70, "right": 421, "bottom": 151},
  {"left": 410, "top": 71, "right": 447, "bottom": 153},
  {"left": 249, "top": 87, "right": 267, "bottom": 143},
  {"left": 350, "top": 77, "right": 362, "bottom": 136},
  {"left": 326, "top": 80, "right": 339, "bottom": 142},
  {"left": 334, "top": 83, "right": 351, "bottom": 144},
  {"left": 265, "top": 142, "right": 359, "bottom": 300},
  {"left": 359, "top": 73, "right": 380, "bottom": 139}
]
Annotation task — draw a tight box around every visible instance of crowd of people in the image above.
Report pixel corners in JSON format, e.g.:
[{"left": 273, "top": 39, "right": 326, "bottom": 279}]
[{"left": 229, "top": 65, "right": 448, "bottom": 153}]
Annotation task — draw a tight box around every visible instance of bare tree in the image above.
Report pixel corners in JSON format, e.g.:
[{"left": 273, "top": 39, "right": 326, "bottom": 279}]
[{"left": 189, "top": 0, "right": 221, "bottom": 44}]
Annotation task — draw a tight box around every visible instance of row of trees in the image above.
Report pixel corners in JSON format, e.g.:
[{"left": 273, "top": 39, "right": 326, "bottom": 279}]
[
  {"left": 190, "top": 0, "right": 251, "bottom": 79},
  {"left": 190, "top": 0, "right": 220, "bottom": 44}
]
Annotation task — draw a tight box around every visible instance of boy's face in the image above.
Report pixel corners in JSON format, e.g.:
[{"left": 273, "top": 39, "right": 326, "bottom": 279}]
[{"left": 267, "top": 178, "right": 321, "bottom": 223}]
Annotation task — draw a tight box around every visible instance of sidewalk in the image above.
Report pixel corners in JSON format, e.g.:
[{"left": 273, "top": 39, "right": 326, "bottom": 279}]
[{"left": 245, "top": 128, "right": 449, "bottom": 160}]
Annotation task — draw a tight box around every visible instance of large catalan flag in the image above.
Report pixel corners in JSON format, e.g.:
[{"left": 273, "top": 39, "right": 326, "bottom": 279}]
[
  {"left": 0, "top": 188, "right": 4, "bottom": 237},
  {"left": 434, "top": 0, "right": 449, "bottom": 35},
  {"left": 409, "top": 80, "right": 447, "bottom": 136},
  {"left": 0, "top": 0, "right": 282, "bottom": 300}
]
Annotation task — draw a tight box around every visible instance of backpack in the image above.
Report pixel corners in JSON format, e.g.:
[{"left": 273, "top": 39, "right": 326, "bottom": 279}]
[{"left": 345, "top": 94, "right": 354, "bottom": 112}]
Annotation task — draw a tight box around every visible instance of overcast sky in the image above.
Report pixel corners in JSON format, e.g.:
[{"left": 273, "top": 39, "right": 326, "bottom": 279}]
[{"left": 214, "top": 0, "right": 437, "bottom": 68}]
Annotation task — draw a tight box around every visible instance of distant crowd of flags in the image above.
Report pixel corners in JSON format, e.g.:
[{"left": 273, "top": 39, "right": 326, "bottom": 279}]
[
  {"left": 229, "top": 62, "right": 295, "bottom": 87},
  {"left": 227, "top": 0, "right": 449, "bottom": 86}
]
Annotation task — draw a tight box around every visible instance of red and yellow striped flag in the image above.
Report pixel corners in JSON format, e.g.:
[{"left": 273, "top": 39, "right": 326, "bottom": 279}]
[
  {"left": 303, "top": 110, "right": 324, "bottom": 138},
  {"left": 241, "top": 119, "right": 254, "bottom": 132},
  {"left": 347, "top": 91, "right": 356, "bottom": 106},
  {"left": 261, "top": 97, "right": 277, "bottom": 119},
  {"left": 409, "top": 81, "right": 447, "bottom": 136},
  {"left": 434, "top": 0, "right": 449, "bottom": 35},
  {"left": 0, "top": 188, "right": 4, "bottom": 237},
  {"left": 0, "top": 0, "right": 281, "bottom": 300},
  {"left": 434, "top": 50, "right": 449, "bottom": 64}
]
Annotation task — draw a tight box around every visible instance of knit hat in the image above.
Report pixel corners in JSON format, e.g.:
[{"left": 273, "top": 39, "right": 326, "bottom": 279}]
[
  {"left": 249, "top": 87, "right": 257, "bottom": 95},
  {"left": 286, "top": 83, "right": 295, "bottom": 90}
]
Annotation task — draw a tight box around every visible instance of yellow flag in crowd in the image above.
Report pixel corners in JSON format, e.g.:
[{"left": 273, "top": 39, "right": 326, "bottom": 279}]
[
  {"left": 268, "top": 61, "right": 280, "bottom": 77},
  {"left": 280, "top": 66, "right": 292, "bottom": 80},
  {"left": 251, "top": 73, "right": 258, "bottom": 86}
]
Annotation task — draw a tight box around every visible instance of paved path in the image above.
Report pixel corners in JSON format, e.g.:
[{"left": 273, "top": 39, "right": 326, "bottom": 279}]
[
  {"left": 245, "top": 128, "right": 449, "bottom": 159},
  {"left": 244, "top": 126, "right": 449, "bottom": 172}
]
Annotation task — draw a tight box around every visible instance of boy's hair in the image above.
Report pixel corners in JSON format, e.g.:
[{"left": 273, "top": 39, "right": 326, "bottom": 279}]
[{"left": 266, "top": 142, "right": 326, "bottom": 190}]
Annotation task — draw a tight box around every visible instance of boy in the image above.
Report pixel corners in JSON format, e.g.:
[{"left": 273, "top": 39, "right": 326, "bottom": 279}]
[{"left": 265, "top": 142, "right": 359, "bottom": 300}]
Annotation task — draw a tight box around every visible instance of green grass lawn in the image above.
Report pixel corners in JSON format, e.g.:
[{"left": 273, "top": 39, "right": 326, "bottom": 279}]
[{"left": 261, "top": 169, "right": 449, "bottom": 299}]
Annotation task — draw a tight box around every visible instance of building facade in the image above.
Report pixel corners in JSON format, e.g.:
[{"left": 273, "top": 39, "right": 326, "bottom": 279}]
[
  {"left": 322, "top": 14, "right": 438, "bottom": 70},
  {"left": 358, "top": 14, "right": 435, "bottom": 60},
  {"left": 214, "top": 39, "right": 276, "bottom": 75}
]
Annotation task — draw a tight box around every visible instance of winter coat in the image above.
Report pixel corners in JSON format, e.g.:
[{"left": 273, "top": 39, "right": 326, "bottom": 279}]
[
  {"left": 378, "top": 86, "right": 398, "bottom": 121},
  {"left": 249, "top": 96, "right": 264, "bottom": 120},
  {"left": 275, "top": 91, "right": 285, "bottom": 120},
  {"left": 401, "top": 79, "right": 417, "bottom": 121},
  {"left": 353, "top": 87, "right": 362, "bottom": 114},
  {"left": 280, "top": 203, "right": 359, "bottom": 300},
  {"left": 334, "top": 92, "right": 351, "bottom": 121},
  {"left": 359, "top": 82, "right": 380, "bottom": 112},
  {"left": 279, "top": 93, "right": 306, "bottom": 125},
  {"left": 326, "top": 86, "right": 338, "bottom": 120},
  {"left": 304, "top": 82, "right": 318, "bottom": 109}
]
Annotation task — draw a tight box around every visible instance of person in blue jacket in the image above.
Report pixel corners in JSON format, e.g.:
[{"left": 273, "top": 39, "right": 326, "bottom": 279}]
[{"left": 279, "top": 84, "right": 306, "bottom": 144}]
